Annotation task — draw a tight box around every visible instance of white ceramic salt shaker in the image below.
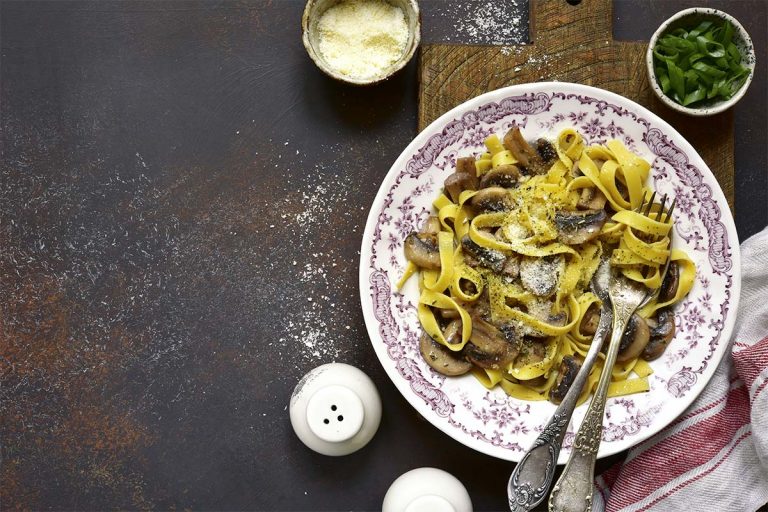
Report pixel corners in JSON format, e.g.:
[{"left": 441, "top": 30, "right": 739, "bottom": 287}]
[
  {"left": 289, "top": 363, "right": 381, "bottom": 456},
  {"left": 382, "top": 467, "right": 473, "bottom": 512}
]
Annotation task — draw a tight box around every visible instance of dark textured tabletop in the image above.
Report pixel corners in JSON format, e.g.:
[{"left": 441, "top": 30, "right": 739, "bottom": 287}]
[{"left": 1, "top": 1, "right": 766, "bottom": 510}]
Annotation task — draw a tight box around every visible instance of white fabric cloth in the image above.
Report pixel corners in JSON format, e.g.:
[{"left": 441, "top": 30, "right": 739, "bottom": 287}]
[{"left": 594, "top": 226, "right": 768, "bottom": 512}]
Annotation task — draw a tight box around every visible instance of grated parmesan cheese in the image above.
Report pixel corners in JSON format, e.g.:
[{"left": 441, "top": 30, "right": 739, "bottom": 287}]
[{"left": 317, "top": 0, "right": 409, "bottom": 81}]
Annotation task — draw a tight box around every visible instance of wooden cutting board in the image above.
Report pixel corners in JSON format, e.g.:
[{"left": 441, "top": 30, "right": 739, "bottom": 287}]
[{"left": 418, "top": 0, "right": 734, "bottom": 210}]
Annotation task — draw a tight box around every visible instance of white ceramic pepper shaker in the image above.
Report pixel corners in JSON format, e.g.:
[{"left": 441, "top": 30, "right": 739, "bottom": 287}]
[
  {"left": 382, "top": 467, "right": 473, "bottom": 512},
  {"left": 289, "top": 363, "right": 381, "bottom": 456}
]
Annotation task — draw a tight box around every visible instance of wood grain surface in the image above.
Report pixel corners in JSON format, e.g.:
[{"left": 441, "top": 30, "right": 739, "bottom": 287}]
[{"left": 419, "top": 0, "right": 735, "bottom": 210}]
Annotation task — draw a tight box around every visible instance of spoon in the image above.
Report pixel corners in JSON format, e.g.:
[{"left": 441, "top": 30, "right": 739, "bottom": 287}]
[{"left": 506, "top": 258, "right": 612, "bottom": 512}]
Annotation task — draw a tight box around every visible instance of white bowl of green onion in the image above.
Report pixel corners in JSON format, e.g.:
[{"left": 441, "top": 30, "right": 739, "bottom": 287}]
[{"left": 646, "top": 8, "right": 755, "bottom": 116}]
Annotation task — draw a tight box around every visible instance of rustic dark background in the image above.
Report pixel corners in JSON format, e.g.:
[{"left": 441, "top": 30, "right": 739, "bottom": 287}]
[{"left": 1, "top": 0, "right": 766, "bottom": 511}]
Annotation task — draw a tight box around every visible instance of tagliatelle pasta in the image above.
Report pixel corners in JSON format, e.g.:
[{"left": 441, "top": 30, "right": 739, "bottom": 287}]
[{"left": 401, "top": 127, "right": 696, "bottom": 404}]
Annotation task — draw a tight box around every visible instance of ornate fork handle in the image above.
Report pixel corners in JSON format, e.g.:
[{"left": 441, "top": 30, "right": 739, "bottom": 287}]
[
  {"left": 548, "top": 302, "right": 636, "bottom": 512},
  {"left": 507, "top": 304, "right": 612, "bottom": 512}
]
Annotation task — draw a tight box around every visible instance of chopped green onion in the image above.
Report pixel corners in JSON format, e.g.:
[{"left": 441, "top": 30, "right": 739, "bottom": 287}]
[
  {"left": 657, "top": 71, "right": 671, "bottom": 93},
  {"left": 683, "top": 86, "right": 706, "bottom": 106},
  {"left": 667, "top": 59, "right": 685, "bottom": 103},
  {"left": 652, "top": 18, "right": 749, "bottom": 107},
  {"left": 691, "top": 61, "right": 727, "bottom": 78},
  {"left": 695, "top": 36, "right": 725, "bottom": 58}
]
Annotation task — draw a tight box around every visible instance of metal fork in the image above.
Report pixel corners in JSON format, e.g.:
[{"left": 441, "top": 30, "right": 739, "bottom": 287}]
[
  {"left": 506, "top": 258, "right": 613, "bottom": 512},
  {"left": 548, "top": 193, "right": 676, "bottom": 512}
]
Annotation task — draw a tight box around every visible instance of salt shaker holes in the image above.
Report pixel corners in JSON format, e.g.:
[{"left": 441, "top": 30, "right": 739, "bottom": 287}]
[{"left": 289, "top": 363, "right": 382, "bottom": 456}]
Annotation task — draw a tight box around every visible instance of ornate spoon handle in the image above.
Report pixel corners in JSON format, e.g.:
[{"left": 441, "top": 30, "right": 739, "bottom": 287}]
[
  {"left": 507, "top": 305, "right": 612, "bottom": 512},
  {"left": 548, "top": 308, "right": 633, "bottom": 512}
]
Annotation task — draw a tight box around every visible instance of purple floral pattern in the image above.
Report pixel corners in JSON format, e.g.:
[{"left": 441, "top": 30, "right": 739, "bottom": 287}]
[{"left": 360, "top": 84, "right": 738, "bottom": 463}]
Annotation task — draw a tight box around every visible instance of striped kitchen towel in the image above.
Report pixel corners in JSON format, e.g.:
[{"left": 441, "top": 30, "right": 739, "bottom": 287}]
[{"left": 595, "top": 226, "right": 768, "bottom": 512}]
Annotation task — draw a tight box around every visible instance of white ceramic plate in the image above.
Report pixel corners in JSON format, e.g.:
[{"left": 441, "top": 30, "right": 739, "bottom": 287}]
[{"left": 359, "top": 82, "right": 740, "bottom": 462}]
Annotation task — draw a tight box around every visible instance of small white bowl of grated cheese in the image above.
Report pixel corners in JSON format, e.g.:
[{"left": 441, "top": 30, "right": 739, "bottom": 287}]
[{"left": 302, "top": 0, "right": 421, "bottom": 85}]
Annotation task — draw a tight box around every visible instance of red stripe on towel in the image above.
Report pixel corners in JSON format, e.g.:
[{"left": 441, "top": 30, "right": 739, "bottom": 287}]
[
  {"left": 733, "top": 335, "right": 768, "bottom": 389},
  {"left": 634, "top": 430, "right": 752, "bottom": 512},
  {"left": 606, "top": 383, "right": 750, "bottom": 510},
  {"left": 755, "top": 376, "right": 768, "bottom": 399}
]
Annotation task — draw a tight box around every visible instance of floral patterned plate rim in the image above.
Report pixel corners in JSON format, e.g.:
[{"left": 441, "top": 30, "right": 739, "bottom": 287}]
[{"left": 358, "top": 82, "right": 741, "bottom": 462}]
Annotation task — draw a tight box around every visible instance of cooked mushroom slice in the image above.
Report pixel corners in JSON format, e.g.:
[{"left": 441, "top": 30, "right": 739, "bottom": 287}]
[
  {"left": 439, "top": 307, "right": 460, "bottom": 320},
  {"left": 616, "top": 313, "right": 651, "bottom": 362},
  {"left": 503, "top": 127, "right": 542, "bottom": 171},
  {"left": 423, "top": 215, "right": 442, "bottom": 235},
  {"left": 549, "top": 356, "right": 582, "bottom": 404},
  {"left": 519, "top": 255, "right": 565, "bottom": 297},
  {"left": 441, "top": 292, "right": 488, "bottom": 321},
  {"left": 420, "top": 331, "right": 472, "bottom": 376},
  {"left": 470, "top": 289, "right": 492, "bottom": 320},
  {"left": 444, "top": 319, "right": 463, "bottom": 344},
  {"left": 461, "top": 235, "right": 506, "bottom": 272},
  {"left": 555, "top": 209, "right": 608, "bottom": 245},
  {"left": 479, "top": 164, "right": 521, "bottom": 189},
  {"left": 519, "top": 300, "right": 567, "bottom": 338},
  {"left": 535, "top": 138, "right": 557, "bottom": 168},
  {"left": 515, "top": 337, "right": 547, "bottom": 366},
  {"left": 577, "top": 187, "right": 608, "bottom": 211},
  {"left": 464, "top": 316, "right": 520, "bottom": 370},
  {"left": 455, "top": 157, "right": 478, "bottom": 175},
  {"left": 470, "top": 186, "right": 512, "bottom": 213},
  {"left": 571, "top": 160, "right": 582, "bottom": 176},
  {"left": 404, "top": 233, "right": 441, "bottom": 269},
  {"left": 444, "top": 172, "right": 478, "bottom": 203},
  {"left": 439, "top": 300, "right": 472, "bottom": 320},
  {"left": 579, "top": 302, "right": 601, "bottom": 336},
  {"left": 642, "top": 309, "right": 676, "bottom": 361},
  {"left": 658, "top": 261, "right": 680, "bottom": 303},
  {"left": 502, "top": 254, "right": 520, "bottom": 280}
]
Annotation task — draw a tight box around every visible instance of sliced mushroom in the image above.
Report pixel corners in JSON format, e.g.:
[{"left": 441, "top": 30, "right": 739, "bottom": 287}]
[
  {"left": 464, "top": 315, "right": 520, "bottom": 370},
  {"left": 502, "top": 254, "right": 520, "bottom": 280},
  {"left": 479, "top": 164, "right": 520, "bottom": 189},
  {"left": 503, "top": 127, "right": 542, "bottom": 171},
  {"left": 549, "top": 356, "right": 582, "bottom": 404},
  {"left": 518, "top": 300, "right": 567, "bottom": 338},
  {"left": 577, "top": 187, "right": 608, "bottom": 211},
  {"left": 461, "top": 235, "right": 507, "bottom": 273},
  {"left": 571, "top": 160, "right": 582, "bottom": 177},
  {"left": 439, "top": 308, "right": 460, "bottom": 320},
  {"left": 658, "top": 261, "right": 680, "bottom": 303},
  {"left": 422, "top": 215, "right": 441, "bottom": 235},
  {"left": 642, "top": 309, "right": 676, "bottom": 361},
  {"left": 469, "top": 186, "right": 512, "bottom": 213},
  {"left": 455, "top": 157, "right": 477, "bottom": 175},
  {"left": 515, "top": 337, "right": 547, "bottom": 365},
  {"left": 438, "top": 299, "right": 469, "bottom": 320},
  {"left": 535, "top": 138, "right": 557, "bottom": 168},
  {"left": 443, "top": 319, "right": 462, "bottom": 345},
  {"left": 404, "top": 233, "right": 441, "bottom": 269},
  {"left": 444, "top": 172, "right": 478, "bottom": 203},
  {"left": 519, "top": 255, "right": 565, "bottom": 297},
  {"left": 420, "top": 331, "right": 472, "bottom": 376},
  {"left": 470, "top": 289, "right": 492, "bottom": 320},
  {"left": 555, "top": 209, "right": 608, "bottom": 245},
  {"left": 579, "top": 302, "right": 601, "bottom": 336},
  {"left": 616, "top": 313, "right": 651, "bottom": 362}
]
